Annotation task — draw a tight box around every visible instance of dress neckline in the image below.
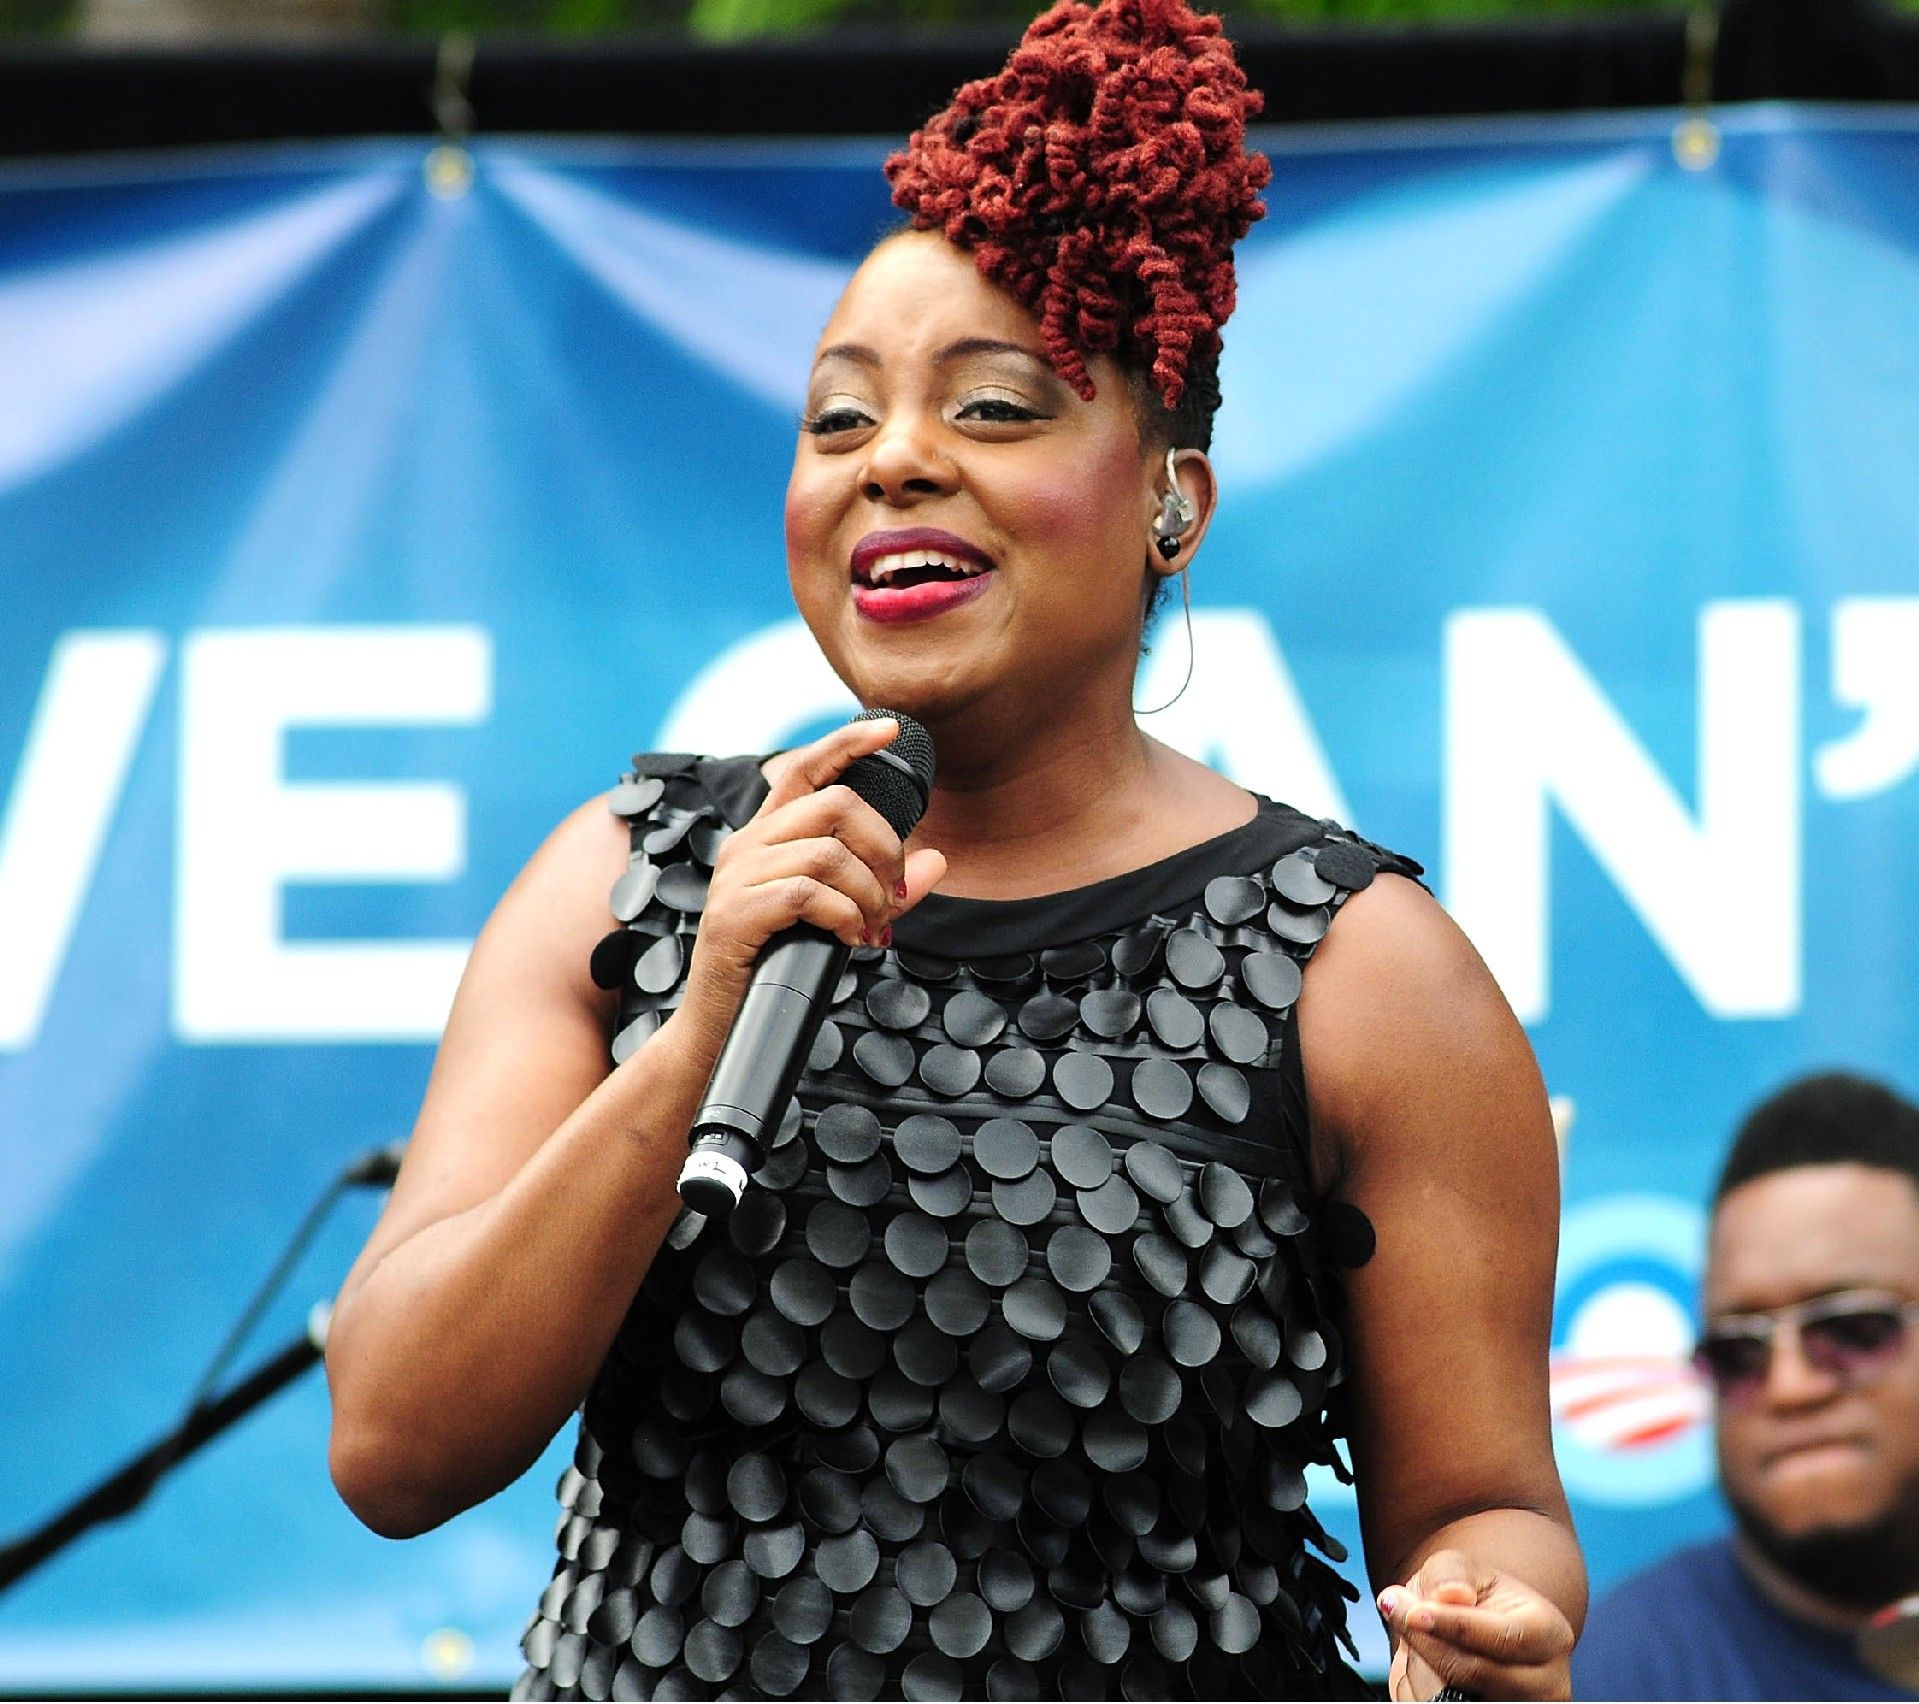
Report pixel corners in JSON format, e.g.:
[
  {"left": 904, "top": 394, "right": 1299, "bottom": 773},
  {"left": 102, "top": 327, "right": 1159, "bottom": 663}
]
[
  {"left": 892, "top": 794, "right": 1320, "bottom": 959},
  {"left": 685, "top": 754, "right": 1325, "bottom": 960}
]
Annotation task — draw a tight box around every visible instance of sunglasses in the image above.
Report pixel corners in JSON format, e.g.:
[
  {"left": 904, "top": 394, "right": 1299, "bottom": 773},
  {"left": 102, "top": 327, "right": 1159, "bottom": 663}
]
[{"left": 1693, "top": 1293, "right": 1919, "bottom": 1404}]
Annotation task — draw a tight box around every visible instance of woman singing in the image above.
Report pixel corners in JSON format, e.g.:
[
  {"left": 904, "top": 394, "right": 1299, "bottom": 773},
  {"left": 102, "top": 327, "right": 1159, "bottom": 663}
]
[{"left": 325, "top": 0, "right": 1585, "bottom": 1695}]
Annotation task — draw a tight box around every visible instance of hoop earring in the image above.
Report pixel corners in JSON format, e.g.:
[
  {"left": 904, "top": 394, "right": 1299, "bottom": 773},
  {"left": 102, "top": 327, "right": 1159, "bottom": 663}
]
[{"left": 1135, "top": 565, "right": 1195, "bottom": 716}]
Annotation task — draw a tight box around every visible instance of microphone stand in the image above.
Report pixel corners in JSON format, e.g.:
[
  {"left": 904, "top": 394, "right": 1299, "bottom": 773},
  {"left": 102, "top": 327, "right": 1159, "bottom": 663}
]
[
  {"left": 0, "top": 1304, "right": 330, "bottom": 1593},
  {"left": 0, "top": 1138, "right": 405, "bottom": 1597}
]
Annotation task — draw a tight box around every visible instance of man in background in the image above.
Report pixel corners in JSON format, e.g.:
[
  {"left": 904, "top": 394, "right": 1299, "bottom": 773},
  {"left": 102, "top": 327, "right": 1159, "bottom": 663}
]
[{"left": 1575, "top": 1071, "right": 1919, "bottom": 1700}]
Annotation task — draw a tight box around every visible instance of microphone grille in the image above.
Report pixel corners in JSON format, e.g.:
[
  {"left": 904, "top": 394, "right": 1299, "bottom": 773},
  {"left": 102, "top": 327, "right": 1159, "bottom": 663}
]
[{"left": 844, "top": 707, "right": 936, "bottom": 839}]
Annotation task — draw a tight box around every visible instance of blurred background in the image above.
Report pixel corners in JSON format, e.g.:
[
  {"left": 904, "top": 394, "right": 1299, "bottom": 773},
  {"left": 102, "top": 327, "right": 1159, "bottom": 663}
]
[{"left": 3, "top": 0, "right": 1918, "bottom": 1692}]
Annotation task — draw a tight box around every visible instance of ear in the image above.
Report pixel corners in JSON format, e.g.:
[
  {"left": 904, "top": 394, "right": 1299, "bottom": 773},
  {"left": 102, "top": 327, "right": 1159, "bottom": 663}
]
[{"left": 1147, "top": 448, "right": 1219, "bottom": 579}]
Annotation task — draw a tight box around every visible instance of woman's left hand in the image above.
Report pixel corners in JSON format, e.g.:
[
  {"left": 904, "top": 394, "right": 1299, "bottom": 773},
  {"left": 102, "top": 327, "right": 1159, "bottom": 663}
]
[{"left": 1378, "top": 1549, "right": 1575, "bottom": 1701}]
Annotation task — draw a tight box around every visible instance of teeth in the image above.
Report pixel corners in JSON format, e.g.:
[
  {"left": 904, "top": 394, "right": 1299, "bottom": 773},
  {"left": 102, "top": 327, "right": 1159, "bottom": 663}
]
[{"left": 865, "top": 549, "right": 983, "bottom": 586}]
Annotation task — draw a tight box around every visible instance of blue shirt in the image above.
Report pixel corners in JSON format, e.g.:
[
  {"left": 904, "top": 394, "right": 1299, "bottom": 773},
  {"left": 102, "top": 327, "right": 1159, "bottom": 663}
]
[{"left": 1574, "top": 1537, "right": 1914, "bottom": 1701}]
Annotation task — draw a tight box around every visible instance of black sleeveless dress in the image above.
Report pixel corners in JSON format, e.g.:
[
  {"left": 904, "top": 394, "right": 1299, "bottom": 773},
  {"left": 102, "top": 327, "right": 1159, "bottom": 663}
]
[{"left": 512, "top": 754, "right": 1422, "bottom": 1702}]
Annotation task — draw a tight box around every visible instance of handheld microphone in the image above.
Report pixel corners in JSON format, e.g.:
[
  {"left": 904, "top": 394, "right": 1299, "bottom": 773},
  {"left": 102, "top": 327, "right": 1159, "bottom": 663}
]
[{"left": 677, "top": 709, "right": 936, "bottom": 1218}]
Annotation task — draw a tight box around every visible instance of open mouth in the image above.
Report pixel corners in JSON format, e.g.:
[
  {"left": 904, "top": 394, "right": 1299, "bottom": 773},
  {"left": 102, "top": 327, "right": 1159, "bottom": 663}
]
[{"left": 854, "top": 549, "right": 992, "bottom": 590}]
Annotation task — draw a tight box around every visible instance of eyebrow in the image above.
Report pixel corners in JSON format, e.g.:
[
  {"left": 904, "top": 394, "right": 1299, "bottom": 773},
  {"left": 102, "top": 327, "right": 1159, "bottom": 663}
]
[{"left": 812, "top": 337, "right": 1051, "bottom": 371}]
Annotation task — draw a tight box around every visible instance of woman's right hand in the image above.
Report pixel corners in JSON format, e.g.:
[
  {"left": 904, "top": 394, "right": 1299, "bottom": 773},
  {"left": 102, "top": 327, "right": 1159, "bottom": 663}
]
[{"left": 675, "top": 716, "right": 947, "bottom": 1055}]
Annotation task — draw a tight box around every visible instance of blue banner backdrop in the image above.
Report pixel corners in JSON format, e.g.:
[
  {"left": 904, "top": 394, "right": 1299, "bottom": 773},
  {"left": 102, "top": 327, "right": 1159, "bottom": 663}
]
[{"left": 2, "top": 105, "right": 1918, "bottom": 1686}]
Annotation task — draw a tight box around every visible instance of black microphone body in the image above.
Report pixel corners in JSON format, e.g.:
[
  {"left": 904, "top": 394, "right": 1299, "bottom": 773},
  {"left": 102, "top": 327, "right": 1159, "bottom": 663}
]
[{"left": 678, "top": 709, "right": 936, "bottom": 1217}]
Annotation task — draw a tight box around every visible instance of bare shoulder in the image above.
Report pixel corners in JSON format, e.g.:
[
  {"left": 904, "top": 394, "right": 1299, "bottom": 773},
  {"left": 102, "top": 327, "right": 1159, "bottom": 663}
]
[
  {"left": 1296, "top": 872, "right": 1547, "bottom": 1181},
  {"left": 334, "top": 789, "right": 635, "bottom": 1299}
]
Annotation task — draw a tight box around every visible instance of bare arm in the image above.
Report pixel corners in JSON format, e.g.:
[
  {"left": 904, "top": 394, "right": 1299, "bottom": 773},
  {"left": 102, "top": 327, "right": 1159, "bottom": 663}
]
[
  {"left": 325, "top": 721, "right": 944, "bottom": 1537},
  {"left": 1300, "top": 875, "right": 1584, "bottom": 1700}
]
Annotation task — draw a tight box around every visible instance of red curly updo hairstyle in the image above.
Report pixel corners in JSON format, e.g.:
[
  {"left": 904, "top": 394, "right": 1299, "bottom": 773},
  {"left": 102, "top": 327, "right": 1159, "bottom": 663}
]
[{"left": 886, "top": 0, "right": 1268, "bottom": 448}]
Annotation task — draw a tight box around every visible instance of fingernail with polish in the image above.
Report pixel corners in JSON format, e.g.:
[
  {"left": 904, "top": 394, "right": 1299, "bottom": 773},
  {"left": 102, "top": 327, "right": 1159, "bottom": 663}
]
[
  {"left": 895, "top": 881, "right": 908, "bottom": 900},
  {"left": 881, "top": 926, "right": 894, "bottom": 947}
]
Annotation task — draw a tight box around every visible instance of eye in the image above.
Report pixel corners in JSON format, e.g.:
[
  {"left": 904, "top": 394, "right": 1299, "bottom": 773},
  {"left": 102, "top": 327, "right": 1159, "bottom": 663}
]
[
  {"left": 801, "top": 403, "right": 873, "bottom": 437},
  {"left": 955, "top": 393, "right": 1044, "bottom": 425}
]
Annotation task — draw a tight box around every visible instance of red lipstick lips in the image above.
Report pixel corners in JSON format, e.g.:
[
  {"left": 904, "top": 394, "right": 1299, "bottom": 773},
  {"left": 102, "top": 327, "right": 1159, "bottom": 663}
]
[{"left": 850, "top": 527, "right": 996, "bottom": 625}]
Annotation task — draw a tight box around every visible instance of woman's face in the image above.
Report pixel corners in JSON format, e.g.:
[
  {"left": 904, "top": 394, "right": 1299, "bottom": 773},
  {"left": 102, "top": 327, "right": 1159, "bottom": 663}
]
[{"left": 785, "top": 231, "right": 1169, "bottom": 731}]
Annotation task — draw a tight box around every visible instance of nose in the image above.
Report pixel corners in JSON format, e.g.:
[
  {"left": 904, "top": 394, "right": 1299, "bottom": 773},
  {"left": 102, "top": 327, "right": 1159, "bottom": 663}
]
[
  {"left": 859, "top": 409, "right": 958, "bottom": 506},
  {"left": 1762, "top": 1319, "right": 1843, "bottom": 1411}
]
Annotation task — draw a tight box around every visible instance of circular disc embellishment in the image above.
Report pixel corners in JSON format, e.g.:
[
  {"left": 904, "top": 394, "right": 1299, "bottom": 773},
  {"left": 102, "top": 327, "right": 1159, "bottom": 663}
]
[
  {"left": 828, "top": 1152, "right": 893, "bottom": 1208},
  {"left": 849, "top": 1260, "right": 915, "bottom": 1331},
  {"left": 942, "top": 989, "right": 1007, "bottom": 1046},
  {"left": 814, "top": 1528, "right": 881, "bottom": 1593},
  {"left": 1165, "top": 929, "right": 1225, "bottom": 990},
  {"left": 910, "top": 1164, "right": 976, "bottom": 1218},
  {"left": 883, "top": 1214, "right": 950, "bottom": 1280},
  {"left": 852, "top": 1030, "right": 915, "bottom": 1088},
  {"left": 929, "top": 1592, "right": 994, "bottom": 1660},
  {"left": 1079, "top": 989, "right": 1141, "bottom": 1039},
  {"left": 1207, "top": 1003, "right": 1268, "bottom": 1066},
  {"left": 1005, "top": 1599, "right": 1066, "bottom": 1663},
  {"left": 902, "top": 1651, "right": 965, "bottom": 1701},
  {"left": 1197, "top": 1062, "right": 1252, "bottom": 1125},
  {"left": 1040, "top": 940, "right": 1106, "bottom": 983},
  {"left": 897, "top": 1538, "right": 960, "bottom": 1607},
  {"left": 820, "top": 1314, "right": 887, "bottom": 1381},
  {"left": 682, "top": 1618, "right": 743, "bottom": 1683},
  {"left": 653, "top": 862, "right": 709, "bottom": 915},
  {"left": 969, "top": 1324, "right": 1035, "bottom": 1393},
  {"left": 1009, "top": 1389, "right": 1074, "bottom": 1458},
  {"left": 769, "top": 1257, "right": 837, "bottom": 1327},
  {"left": 772, "top": 1576, "right": 833, "bottom": 1644},
  {"left": 1052, "top": 1051, "right": 1115, "bottom": 1112},
  {"left": 1090, "top": 1290, "right": 1147, "bottom": 1356},
  {"left": 607, "top": 775, "right": 665, "bottom": 819},
  {"left": 1212, "top": 1592, "right": 1262, "bottom": 1654},
  {"left": 992, "top": 1169, "right": 1058, "bottom": 1227},
  {"left": 1046, "top": 1339, "right": 1112, "bottom": 1408},
  {"left": 1045, "top": 1224, "right": 1112, "bottom": 1293},
  {"left": 1002, "top": 1277, "right": 1068, "bottom": 1342},
  {"left": 1162, "top": 1298, "right": 1223, "bottom": 1366},
  {"left": 1272, "top": 852, "right": 1337, "bottom": 906},
  {"left": 814, "top": 1104, "right": 882, "bottom": 1164},
  {"left": 1231, "top": 1306, "right": 1284, "bottom": 1369},
  {"left": 965, "top": 1219, "right": 1029, "bottom": 1288},
  {"left": 1314, "top": 838, "right": 1378, "bottom": 889},
  {"left": 1199, "top": 1162, "right": 1256, "bottom": 1229},
  {"left": 866, "top": 978, "right": 932, "bottom": 1032},
  {"left": 920, "top": 1044, "right": 983, "bottom": 1097},
  {"left": 804, "top": 1199, "right": 871, "bottom": 1269},
  {"left": 1018, "top": 990, "right": 1079, "bottom": 1042},
  {"left": 974, "top": 1118, "right": 1041, "bottom": 1181},
  {"left": 894, "top": 1319, "right": 961, "bottom": 1388},
  {"left": 1111, "top": 924, "right": 1167, "bottom": 978},
  {"left": 1199, "top": 1243, "right": 1257, "bottom": 1306},
  {"left": 894, "top": 1113, "right": 963, "bottom": 1174},
  {"left": 1050, "top": 1125, "right": 1113, "bottom": 1190},
  {"left": 1118, "top": 1354, "right": 1180, "bottom": 1425},
  {"left": 726, "top": 1454, "right": 787, "bottom": 1523},
  {"left": 701, "top": 1559, "right": 759, "bottom": 1627},
  {"left": 1078, "top": 1174, "right": 1141, "bottom": 1236},
  {"left": 1122, "top": 1141, "right": 1184, "bottom": 1205},
  {"left": 1203, "top": 874, "right": 1266, "bottom": 926},
  {"left": 1144, "top": 989, "right": 1204, "bottom": 1051},
  {"left": 983, "top": 1047, "right": 1047, "bottom": 1099},
  {"left": 751, "top": 1632, "right": 811, "bottom": 1696},
  {"left": 609, "top": 860, "right": 660, "bottom": 922},
  {"left": 849, "top": 1585, "right": 911, "bottom": 1654},
  {"left": 633, "top": 931, "right": 683, "bottom": 994},
  {"left": 1240, "top": 950, "right": 1304, "bottom": 1010},
  {"left": 741, "top": 1307, "right": 805, "bottom": 1378},
  {"left": 827, "top": 1643, "right": 886, "bottom": 1700},
  {"left": 1247, "top": 1370, "right": 1304, "bottom": 1429},
  {"left": 1130, "top": 1057, "right": 1195, "bottom": 1122}
]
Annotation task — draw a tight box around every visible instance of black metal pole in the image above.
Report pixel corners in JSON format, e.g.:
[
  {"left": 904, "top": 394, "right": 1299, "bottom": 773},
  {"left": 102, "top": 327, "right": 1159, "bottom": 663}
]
[{"left": 0, "top": 1304, "right": 329, "bottom": 1595}]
